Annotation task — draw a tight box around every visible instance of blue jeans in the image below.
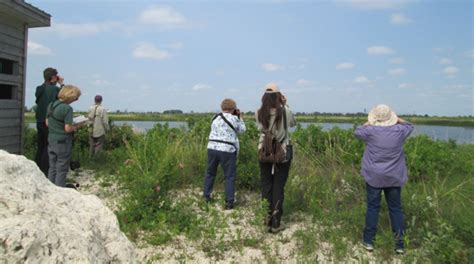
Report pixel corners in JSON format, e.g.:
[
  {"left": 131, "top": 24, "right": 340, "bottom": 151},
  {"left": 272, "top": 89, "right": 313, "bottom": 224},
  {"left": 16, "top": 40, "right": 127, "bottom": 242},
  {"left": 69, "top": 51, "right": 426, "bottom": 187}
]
[
  {"left": 203, "top": 149, "right": 237, "bottom": 203},
  {"left": 363, "top": 183, "right": 404, "bottom": 249}
]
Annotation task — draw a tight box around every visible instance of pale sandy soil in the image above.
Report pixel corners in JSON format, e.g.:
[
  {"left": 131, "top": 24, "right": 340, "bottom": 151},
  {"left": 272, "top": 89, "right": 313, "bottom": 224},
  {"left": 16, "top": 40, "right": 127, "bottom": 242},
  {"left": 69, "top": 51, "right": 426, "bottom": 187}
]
[{"left": 70, "top": 170, "right": 401, "bottom": 264}]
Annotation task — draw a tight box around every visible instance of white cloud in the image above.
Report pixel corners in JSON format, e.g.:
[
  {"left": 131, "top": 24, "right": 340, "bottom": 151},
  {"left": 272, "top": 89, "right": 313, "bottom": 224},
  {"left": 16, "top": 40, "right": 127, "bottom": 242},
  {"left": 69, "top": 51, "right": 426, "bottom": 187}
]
[
  {"left": 390, "top": 13, "right": 412, "bottom": 25},
  {"left": 28, "top": 41, "right": 52, "bottom": 55},
  {"left": 169, "top": 42, "right": 184, "bottom": 50},
  {"left": 336, "top": 62, "right": 355, "bottom": 70},
  {"left": 367, "top": 46, "right": 395, "bottom": 55},
  {"left": 398, "top": 83, "right": 415, "bottom": 89},
  {"left": 340, "top": 0, "right": 409, "bottom": 10},
  {"left": 132, "top": 42, "right": 171, "bottom": 60},
  {"left": 443, "top": 66, "right": 459, "bottom": 78},
  {"left": 296, "top": 79, "right": 312, "bottom": 86},
  {"left": 192, "top": 83, "right": 211, "bottom": 91},
  {"left": 262, "top": 63, "right": 284, "bottom": 72},
  {"left": 439, "top": 58, "right": 452, "bottom": 65},
  {"left": 353, "top": 76, "right": 373, "bottom": 84},
  {"left": 139, "top": 6, "right": 187, "bottom": 29},
  {"left": 465, "top": 50, "right": 474, "bottom": 58},
  {"left": 49, "top": 22, "right": 121, "bottom": 38},
  {"left": 388, "top": 68, "right": 406, "bottom": 76},
  {"left": 389, "top": 57, "right": 404, "bottom": 64}
]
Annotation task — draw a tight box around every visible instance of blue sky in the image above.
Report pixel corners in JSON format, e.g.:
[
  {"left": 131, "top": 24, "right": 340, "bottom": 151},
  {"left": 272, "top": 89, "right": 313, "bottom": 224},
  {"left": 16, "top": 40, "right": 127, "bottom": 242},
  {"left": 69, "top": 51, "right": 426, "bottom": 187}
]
[{"left": 25, "top": 0, "right": 473, "bottom": 116}]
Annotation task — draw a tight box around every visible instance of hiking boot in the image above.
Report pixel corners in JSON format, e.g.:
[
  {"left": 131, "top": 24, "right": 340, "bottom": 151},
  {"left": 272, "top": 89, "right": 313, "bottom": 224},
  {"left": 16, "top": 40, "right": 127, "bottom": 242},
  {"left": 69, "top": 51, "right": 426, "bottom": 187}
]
[
  {"left": 395, "top": 248, "right": 405, "bottom": 255},
  {"left": 361, "top": 242, "right": 374, "bottom": 252},
  {"left": 224, "top": 202, "right": 234, "bottom": 210},
  {"left": 270, "top": 225, "right": 285, "bottom": 234}
]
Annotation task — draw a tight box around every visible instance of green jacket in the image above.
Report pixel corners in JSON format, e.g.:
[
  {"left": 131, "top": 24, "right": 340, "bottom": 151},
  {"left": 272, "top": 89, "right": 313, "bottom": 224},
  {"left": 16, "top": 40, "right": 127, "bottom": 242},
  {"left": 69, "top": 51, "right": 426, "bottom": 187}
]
[
  {"left": 35, "top": 83, "right": 60, "bottom": 123},
  {"left": 47, "top": 100, "right": 73, "bottom": 142}
]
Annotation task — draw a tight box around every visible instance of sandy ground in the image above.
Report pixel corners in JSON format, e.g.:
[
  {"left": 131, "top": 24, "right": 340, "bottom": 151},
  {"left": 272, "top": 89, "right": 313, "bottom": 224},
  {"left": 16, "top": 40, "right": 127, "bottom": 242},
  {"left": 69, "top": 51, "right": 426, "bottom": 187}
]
[{"left": 69, "top": 169, "right": 397, "bottom": 263}]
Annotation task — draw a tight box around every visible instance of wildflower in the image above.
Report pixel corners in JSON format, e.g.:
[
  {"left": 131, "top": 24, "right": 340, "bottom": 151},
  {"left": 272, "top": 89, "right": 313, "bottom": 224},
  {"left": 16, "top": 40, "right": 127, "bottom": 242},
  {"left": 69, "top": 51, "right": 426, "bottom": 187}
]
[{"left": 154, "top": 185, "right": 161, "bottom": 193}]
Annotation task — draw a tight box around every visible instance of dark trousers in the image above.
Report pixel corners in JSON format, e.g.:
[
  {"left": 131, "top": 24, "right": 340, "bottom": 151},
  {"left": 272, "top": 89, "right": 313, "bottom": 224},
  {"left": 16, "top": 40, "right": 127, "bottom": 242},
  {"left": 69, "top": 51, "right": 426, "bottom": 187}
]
[
  {"left": 259, "top": 160, "right": 291, "bottom": 228},
  {"left": 35, "top": 122, "right": 49, "bottom": 176},
  {"left": 363, "top": 183, "right": 404, "bottom": 249},
  {"left": 203, "top": 149, "right": 237, "bottom": 203}
]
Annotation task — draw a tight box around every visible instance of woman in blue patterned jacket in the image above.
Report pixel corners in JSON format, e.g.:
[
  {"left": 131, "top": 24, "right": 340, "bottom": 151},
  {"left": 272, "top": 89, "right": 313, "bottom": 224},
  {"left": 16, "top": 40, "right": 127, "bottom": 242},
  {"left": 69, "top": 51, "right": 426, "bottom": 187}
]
[{"left": 203, "top": 98, "right": 246, "bottom": 210}]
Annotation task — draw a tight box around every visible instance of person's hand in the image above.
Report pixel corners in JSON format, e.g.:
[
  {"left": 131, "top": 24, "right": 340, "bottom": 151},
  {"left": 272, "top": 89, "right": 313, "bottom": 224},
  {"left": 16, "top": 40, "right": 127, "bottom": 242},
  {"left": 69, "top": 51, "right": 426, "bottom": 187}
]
[
  {"left": 238, "top": 109, "right": 244, "bottom": 120},
  {"left": 57, "top": 75, "right": 64, "bottom": 86}
]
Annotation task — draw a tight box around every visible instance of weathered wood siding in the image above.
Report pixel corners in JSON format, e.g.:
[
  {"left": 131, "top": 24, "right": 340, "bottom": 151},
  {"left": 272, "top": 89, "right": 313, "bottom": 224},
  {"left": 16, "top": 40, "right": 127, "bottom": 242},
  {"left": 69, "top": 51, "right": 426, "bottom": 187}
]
[{"left": 0, "top": 12, "right": 25, "bottom": 154}]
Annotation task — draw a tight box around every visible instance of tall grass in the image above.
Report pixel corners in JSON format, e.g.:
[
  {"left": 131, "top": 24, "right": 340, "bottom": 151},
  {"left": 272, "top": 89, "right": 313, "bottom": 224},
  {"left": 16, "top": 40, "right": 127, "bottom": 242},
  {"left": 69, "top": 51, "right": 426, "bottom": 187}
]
[{"left": 22, "top": 119, "right": 474, "bottom": 262}]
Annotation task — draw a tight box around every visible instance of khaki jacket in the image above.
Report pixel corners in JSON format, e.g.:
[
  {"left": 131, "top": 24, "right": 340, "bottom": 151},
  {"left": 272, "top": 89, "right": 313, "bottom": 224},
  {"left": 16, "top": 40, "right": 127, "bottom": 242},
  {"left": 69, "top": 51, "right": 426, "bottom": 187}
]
[{"left": 88, "top": 104, "right": 110, "bottom": 137}]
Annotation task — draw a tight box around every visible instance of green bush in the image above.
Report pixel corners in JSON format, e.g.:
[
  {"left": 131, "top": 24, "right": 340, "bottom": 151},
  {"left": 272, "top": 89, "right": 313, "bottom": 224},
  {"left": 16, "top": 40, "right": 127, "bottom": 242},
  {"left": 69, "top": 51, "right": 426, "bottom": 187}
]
[{"left": 22, "top": 120, "right": 474, "bottom": 262}]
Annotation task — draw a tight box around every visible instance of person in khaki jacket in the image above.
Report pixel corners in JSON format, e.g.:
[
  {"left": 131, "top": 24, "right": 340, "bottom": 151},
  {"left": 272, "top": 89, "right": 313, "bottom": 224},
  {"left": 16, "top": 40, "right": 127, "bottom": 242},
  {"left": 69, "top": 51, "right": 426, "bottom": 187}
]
[{"left": 88, "top": 95, "right": 110, "bottom": 156}]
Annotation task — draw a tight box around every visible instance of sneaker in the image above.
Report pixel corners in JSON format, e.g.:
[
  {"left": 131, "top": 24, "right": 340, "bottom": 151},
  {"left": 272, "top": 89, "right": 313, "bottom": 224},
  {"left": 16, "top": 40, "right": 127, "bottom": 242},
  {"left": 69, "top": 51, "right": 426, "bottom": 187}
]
[
  {"left": 361, "top": 242, "right": 374, "bottom": 252},
  {"left": 395, "top": 248, "right": 405, "bottom": 255}
]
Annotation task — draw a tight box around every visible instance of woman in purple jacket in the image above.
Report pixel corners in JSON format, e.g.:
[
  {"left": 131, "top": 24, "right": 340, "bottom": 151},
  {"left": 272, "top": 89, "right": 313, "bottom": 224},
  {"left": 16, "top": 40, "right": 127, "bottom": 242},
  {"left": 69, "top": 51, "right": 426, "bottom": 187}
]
[{"left": 354, "top": 104, "right": 414, "bottom": 254}]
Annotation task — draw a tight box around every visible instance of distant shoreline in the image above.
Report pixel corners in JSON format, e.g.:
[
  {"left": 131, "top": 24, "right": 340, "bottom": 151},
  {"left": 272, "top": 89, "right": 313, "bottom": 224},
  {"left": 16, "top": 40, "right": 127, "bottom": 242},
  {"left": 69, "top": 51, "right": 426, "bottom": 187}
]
[{"left": 24, "top": 112, "right": 474, "bottom": 127}]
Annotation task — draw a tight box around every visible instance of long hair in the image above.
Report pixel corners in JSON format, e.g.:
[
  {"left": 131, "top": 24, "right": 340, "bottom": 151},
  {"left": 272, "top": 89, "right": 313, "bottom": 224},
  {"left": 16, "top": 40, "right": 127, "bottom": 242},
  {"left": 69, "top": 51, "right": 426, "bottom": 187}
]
[{"left": 257, "top": 93, "right": 283, "bottom": 129}]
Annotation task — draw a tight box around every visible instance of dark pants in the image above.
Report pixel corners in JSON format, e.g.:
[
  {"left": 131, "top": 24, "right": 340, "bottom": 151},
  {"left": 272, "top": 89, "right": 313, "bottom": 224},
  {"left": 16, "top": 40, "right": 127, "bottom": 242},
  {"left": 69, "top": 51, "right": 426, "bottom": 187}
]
[
  {"left": 203, "top": 149, "right": 237, "bottom": 203},
  {"left": 35, "top": 122, "right": 49, "bottom": 176},
  {"left": 363, "top": 183, "right": 404, "bottom": 249},
  {"left": 259, "top": 160, "right": 291, "bottom": 228}
]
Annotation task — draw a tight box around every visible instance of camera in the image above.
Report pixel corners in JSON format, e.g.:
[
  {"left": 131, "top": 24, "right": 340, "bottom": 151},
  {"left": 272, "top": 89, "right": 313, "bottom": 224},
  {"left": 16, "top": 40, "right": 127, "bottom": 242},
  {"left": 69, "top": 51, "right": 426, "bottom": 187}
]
[
  {"left": 232, "top": 108, "right": 241, "bottom": 118},
  {"left": 70, "top": 160, "right": 81, "bottom": 171}
]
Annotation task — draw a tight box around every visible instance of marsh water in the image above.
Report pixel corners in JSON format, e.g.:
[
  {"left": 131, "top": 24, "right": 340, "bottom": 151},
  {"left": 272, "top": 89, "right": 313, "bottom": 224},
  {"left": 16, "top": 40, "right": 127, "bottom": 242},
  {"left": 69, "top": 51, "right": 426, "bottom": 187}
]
[{"left": 96, "top": 121, "right": 474, "bottom": 144}]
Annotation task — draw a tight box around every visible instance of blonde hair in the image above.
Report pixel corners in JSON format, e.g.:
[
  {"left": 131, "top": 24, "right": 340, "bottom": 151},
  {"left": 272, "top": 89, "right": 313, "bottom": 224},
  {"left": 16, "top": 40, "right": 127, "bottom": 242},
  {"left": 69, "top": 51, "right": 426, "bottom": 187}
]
[
  {"left": 58, "top": 85, "right": 81, "bottom": 103},
  {"left": 221, "top": 98, "right": 236, "bottom": 112}
]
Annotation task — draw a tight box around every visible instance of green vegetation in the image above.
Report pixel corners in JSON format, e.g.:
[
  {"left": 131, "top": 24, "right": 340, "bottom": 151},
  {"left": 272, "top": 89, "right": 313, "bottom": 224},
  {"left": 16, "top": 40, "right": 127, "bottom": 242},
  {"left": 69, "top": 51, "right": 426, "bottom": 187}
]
[{"left": 23, "top": 117, "right": 474, "bottom": 262}]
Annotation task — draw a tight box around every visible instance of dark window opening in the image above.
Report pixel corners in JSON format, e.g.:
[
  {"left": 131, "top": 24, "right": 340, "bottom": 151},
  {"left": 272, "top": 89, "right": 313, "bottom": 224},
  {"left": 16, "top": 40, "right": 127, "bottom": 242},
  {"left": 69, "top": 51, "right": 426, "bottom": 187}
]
[
  {"left": 0, "top": 58, "right": 15, "bottom": 75},
  {"left": 0, "top": 84, "right": 14, "bottom": 99}
]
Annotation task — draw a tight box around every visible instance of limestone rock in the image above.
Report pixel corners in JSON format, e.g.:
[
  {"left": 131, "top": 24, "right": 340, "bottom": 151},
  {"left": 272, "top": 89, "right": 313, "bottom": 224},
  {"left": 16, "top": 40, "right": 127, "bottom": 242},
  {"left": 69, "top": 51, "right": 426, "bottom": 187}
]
[{"left": 0, "top": 150, "right": 136, "bottom": 263}]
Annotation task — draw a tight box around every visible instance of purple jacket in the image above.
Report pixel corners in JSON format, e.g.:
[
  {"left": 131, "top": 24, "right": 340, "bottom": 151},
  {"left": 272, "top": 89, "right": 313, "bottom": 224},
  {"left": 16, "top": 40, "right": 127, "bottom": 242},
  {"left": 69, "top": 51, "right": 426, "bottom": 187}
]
[{"left": 354, "top": 122, "right": 414, "bottom": 188}]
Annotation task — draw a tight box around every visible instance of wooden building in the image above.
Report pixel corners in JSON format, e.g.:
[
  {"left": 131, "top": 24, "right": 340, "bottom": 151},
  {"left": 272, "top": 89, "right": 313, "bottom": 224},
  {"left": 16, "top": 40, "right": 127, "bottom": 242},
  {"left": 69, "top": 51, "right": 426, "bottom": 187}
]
[{"left": 0, "top": 0, "right": 50, "bottom": 154}]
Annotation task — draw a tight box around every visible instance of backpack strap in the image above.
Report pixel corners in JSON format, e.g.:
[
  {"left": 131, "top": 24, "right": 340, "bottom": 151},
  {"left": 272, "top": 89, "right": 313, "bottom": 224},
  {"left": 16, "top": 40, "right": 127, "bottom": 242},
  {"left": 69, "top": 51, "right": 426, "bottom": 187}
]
[
  {"left": 212, "top": 113, "right": 237, "bottom": 132},
  {"left": 282, "top": 107, "right": 288, "bottom": 143},
  {"left": 209, "top": 113, "right": 237, "bottom": 149},
  {"left": 208, "top": 139, "right": 236, "bottom": 148},
  {"left": 47, "top": 100, "right": 65, "bottom": 124}
]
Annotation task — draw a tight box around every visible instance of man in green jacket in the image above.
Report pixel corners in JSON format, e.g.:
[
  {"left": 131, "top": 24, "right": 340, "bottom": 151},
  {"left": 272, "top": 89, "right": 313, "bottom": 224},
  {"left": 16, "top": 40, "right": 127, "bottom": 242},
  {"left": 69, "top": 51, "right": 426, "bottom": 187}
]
[{"left": 34, "top": 67, "right": 64, "bottom": 175}]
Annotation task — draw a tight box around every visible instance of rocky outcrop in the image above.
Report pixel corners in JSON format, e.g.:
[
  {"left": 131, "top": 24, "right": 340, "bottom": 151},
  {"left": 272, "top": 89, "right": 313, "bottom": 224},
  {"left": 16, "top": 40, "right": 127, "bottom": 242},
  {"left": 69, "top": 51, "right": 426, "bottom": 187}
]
[{"left": 0, "top": 150, "right": 136, "bottom": 263}]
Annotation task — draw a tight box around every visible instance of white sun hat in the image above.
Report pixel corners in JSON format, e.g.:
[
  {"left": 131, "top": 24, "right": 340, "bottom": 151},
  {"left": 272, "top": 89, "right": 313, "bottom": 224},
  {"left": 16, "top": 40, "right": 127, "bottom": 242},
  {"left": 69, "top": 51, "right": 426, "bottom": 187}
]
[{"left": 368, "top": 104, "right": 398, "bottom": 126}]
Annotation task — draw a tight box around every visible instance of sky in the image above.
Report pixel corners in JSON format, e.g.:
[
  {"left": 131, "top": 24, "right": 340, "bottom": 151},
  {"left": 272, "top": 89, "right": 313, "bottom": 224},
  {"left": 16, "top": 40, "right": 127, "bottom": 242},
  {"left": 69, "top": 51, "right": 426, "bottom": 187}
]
[{"left": 25, "top": 0, "right": 473, "bottom": 116}]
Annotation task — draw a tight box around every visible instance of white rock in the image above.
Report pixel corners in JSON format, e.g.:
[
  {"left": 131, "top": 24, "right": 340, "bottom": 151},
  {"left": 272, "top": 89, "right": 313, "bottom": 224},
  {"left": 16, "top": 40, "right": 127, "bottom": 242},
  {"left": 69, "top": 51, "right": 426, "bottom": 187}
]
[{"left": 0, "top": 150, "right": 136, "bottom": 263}]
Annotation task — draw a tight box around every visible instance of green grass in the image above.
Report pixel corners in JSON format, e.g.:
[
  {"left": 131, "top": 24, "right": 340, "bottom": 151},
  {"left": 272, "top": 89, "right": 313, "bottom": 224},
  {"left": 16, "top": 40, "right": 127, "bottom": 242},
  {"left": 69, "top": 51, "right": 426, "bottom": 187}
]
[{"left": 22, "top": 117, "right": 474, "bottom": 262}]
